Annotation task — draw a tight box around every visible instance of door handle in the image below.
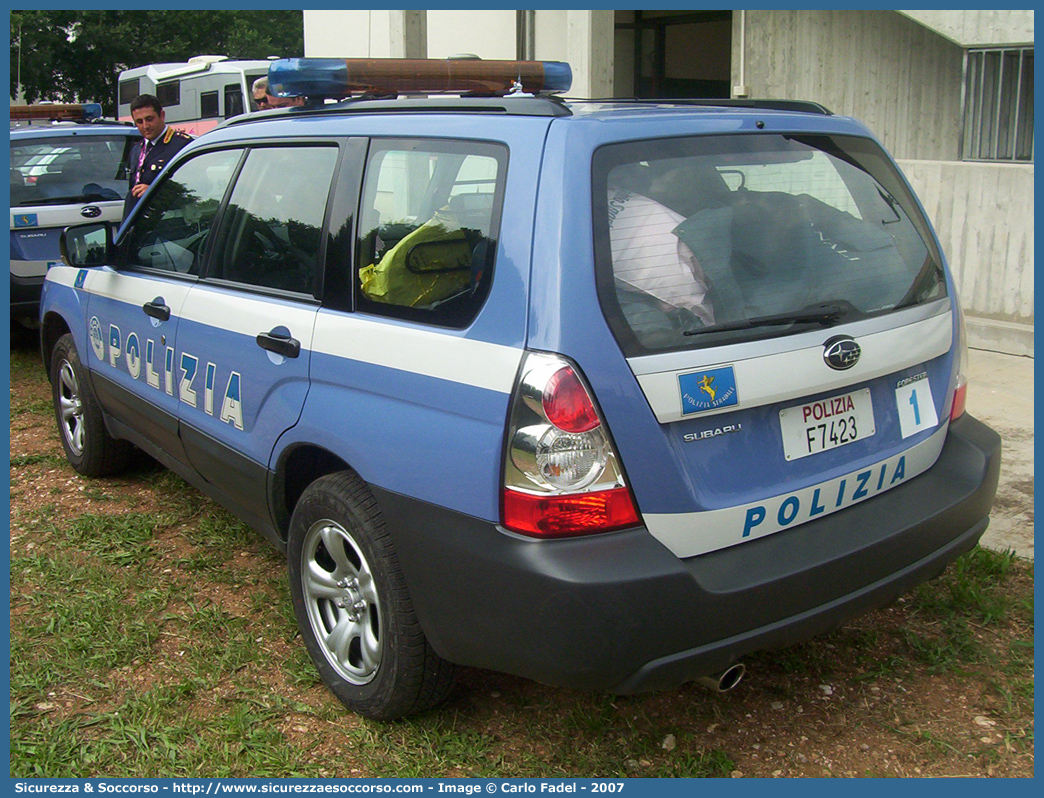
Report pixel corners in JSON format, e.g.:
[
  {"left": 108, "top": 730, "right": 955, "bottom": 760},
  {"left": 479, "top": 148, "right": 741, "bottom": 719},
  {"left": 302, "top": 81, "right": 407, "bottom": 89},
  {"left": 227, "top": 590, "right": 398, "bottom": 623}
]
[
  {"left": 256, "top": 329, "right": 301, "bottom": 359},
  {"left": 143, "top": 297, "right": 170, "bottom": 321}
]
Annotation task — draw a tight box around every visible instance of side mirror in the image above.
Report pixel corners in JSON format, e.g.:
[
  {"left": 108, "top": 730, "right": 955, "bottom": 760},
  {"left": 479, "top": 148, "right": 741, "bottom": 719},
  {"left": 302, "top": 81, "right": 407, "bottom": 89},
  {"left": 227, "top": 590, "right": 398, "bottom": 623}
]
[{"left": 60, "top": 222, "right": 113, "bottom": 268}]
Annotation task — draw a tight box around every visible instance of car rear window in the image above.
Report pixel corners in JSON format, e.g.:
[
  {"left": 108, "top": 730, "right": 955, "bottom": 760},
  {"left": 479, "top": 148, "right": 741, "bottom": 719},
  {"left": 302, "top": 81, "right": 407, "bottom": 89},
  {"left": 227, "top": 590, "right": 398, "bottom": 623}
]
[
  {"left": 592, "top": 133, "right": 947, "bottom": 355},
  {"left": 10, "top": 134, "right": 138, "bottom": 207}
]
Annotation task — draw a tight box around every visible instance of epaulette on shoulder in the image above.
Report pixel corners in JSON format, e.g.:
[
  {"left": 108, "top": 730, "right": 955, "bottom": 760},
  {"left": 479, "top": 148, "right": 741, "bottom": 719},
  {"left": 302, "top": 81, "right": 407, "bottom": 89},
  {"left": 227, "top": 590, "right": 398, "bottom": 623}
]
[{"left": 163, "top": 128, "right": 193, "bottom": 144}]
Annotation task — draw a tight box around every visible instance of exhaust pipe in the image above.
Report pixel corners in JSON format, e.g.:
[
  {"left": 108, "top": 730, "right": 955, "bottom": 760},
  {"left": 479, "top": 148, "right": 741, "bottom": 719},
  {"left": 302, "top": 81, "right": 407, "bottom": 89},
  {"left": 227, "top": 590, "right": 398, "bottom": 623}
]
[{"left": 696, "top": 662, "right": 746, "bottom": 693}]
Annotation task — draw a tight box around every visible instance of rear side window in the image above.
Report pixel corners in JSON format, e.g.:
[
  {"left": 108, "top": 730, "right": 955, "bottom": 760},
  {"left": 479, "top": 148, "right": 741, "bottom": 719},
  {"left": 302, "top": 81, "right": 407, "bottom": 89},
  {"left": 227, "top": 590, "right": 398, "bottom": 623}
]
[
  {"left": 593, "top": 134, "right": 947, "bottom": 355},
  {"left": 355, "top": 138, "right": 507, "bottom": 328}
]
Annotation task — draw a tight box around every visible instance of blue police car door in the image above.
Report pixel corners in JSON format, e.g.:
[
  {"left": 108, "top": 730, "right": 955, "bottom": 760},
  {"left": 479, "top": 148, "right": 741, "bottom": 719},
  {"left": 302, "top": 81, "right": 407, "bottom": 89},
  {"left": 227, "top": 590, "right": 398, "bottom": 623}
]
[
  {"left": 173, "top": 145, "right": 339, "bottom": 527},
  {"left": 83, "top": 148, "right": 242, "bottom": 465}
]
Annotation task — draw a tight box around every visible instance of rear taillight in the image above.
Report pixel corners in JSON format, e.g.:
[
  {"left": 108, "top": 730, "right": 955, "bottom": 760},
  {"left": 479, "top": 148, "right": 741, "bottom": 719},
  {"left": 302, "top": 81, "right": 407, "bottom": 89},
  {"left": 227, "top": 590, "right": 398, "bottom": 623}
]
[
  {"left": 951, "top": 374, "right": 968, "bottom": 421},
  {"left": 951, "top": 302, "right": 970, "bottom": 421},
  {"left": 503, "top": 352, "right": 640, "bottom": 537}
]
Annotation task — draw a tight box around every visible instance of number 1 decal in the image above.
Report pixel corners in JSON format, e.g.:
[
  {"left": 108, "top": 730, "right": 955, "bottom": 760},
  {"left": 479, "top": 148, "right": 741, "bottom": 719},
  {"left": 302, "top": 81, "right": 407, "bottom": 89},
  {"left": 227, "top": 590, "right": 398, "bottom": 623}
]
[
  {"left": 896, "top": 375, "right": 937, "bottom": 438},
  {"left": 909, "top": 389, "right": 921, "bottom": 426}
]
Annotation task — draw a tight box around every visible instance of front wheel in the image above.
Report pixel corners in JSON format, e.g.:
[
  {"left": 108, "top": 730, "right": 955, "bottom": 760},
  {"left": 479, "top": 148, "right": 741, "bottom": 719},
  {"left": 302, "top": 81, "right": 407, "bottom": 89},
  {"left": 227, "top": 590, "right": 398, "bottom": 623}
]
[
  {"left": 50, "top": 333, "right": 133, "bottom": 476},
  {"left": 288, "top": 471, "right": 456, "bottom": 720}
]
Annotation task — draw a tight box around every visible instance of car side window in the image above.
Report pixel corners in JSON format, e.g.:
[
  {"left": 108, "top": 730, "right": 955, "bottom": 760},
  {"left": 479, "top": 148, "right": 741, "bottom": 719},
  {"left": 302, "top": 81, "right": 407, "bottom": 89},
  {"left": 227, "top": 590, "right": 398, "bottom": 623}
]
[
  {"left": 355, "top": 139, "right": 506, "bottom": 328},
  {"left": 209, "top": 146, "right": 338, "bottom": 296},
  {"left": 124, "top": 149, "right": 242, "bottom": 275}
]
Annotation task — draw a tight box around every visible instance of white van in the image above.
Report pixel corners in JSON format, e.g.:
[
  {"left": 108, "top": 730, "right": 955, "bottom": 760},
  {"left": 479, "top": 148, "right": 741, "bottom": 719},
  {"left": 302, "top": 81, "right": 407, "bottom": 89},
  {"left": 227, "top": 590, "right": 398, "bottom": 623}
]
[{"left": 117, "top": 56, "right": 274, "bottom": 136}]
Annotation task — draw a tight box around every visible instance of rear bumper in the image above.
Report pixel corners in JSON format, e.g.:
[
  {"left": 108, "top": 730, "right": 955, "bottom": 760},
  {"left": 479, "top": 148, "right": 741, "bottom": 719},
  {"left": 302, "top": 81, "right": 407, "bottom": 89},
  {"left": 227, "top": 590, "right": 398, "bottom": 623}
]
[
  {"left": 377, "top": 414, "right": 1001, "bottom": 692},
  {"left": 10, "top": 272, "right": 45, "bottom": 318}
]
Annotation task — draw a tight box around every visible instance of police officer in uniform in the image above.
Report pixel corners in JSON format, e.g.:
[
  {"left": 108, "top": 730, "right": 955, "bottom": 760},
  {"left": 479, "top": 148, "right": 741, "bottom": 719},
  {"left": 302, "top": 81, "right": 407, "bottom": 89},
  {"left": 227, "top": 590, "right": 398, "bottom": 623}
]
[{"left": 123, "top": 94, "right": 194, "bottom": 218}]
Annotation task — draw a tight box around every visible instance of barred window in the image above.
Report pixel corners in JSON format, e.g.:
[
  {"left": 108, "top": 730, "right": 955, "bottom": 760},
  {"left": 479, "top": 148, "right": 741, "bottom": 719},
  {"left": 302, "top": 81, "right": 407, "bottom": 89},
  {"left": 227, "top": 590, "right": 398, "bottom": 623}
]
[{"left": 961, "top": 47, "right": 1034, "bottom": 163}]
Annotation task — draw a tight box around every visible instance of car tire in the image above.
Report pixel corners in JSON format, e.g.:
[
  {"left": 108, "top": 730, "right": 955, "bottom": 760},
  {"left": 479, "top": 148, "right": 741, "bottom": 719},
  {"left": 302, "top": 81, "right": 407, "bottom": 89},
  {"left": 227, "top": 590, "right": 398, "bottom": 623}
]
[
  {"left": 50, "top": 333, "right": 133, "bottom": 477},
  {"left": 288, "top": 471, "right": 457, "bottom": 720}
]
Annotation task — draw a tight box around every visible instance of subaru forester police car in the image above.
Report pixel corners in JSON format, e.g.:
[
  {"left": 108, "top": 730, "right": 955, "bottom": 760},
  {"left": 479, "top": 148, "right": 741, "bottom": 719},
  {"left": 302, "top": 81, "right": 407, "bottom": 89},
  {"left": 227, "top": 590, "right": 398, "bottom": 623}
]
[
  {"left": 41, "top": 58, "right": 1001, "bottom": 720},
  {"left": 10, "top": 103, "right": 140, "bottom": 326}
]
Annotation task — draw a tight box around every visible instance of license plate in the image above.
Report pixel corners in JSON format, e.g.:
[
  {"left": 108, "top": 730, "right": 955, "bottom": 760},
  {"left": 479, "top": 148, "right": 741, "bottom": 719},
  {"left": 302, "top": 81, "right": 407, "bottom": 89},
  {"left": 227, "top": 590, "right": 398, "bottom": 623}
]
[{"left": 779, "top": 388, "right": 875, "bottom": 461}]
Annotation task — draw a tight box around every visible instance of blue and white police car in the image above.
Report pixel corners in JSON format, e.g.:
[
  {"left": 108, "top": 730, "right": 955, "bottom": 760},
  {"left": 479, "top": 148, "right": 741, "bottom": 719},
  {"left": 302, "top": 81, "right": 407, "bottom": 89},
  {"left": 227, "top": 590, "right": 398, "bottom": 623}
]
[
  {"left": 10, "top": 103, "right": 140, "bottom": 326},
  {"left": 40, "top": 58, "right": 1001, "bottom": 720}
]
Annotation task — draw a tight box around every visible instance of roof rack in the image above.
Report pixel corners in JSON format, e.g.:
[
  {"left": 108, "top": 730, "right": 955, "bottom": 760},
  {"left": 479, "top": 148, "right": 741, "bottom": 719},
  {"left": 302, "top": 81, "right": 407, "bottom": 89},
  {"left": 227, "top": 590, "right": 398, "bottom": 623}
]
[
  {"left": 586, "top": 97, "right": 833, "bottom": 115},
  {"left": 221, "top": 94, "right": 572, "bottom": 129},
  {"left": 219, "top": 93, "right": 835, "bottom": 130},
  {"left": 266, "top": 57, "right": 572, "bottom": 100},
  {"left": 10, "top": 103, "right": 105, "bottom": 124}
]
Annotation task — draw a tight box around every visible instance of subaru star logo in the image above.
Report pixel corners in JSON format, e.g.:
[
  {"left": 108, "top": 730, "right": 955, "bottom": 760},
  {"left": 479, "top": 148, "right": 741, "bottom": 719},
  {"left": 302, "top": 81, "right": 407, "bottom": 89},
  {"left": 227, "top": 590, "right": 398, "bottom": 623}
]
[
  {"left": 81, "top": 206, "right": 102, "bottom": 219},
  {"left": 823, "top": 336, "right": 861, "bottom": 371}
]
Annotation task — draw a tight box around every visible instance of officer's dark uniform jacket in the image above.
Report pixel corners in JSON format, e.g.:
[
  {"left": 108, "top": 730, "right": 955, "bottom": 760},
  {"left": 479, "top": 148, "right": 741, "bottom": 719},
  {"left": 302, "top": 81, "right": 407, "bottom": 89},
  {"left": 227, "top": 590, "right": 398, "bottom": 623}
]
[{"left": 123, "top": 126, "right": 194, "bottom": 218}]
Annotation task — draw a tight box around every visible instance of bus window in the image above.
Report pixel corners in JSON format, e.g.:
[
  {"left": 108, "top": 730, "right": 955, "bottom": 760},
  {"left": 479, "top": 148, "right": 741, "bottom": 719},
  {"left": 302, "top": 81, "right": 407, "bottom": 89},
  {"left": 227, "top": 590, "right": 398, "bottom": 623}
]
[
  {"left": 201, "top": 91, "right": 219, "bottom": 118},
  {"left": 119, "top": 79, "right": 139, "bottom": 105},
  {"left": 157, "top": 81, "right": 180, "bottom": 107},
  {"left": 225, "top": 84, "right": 245, "bottom": 118}
]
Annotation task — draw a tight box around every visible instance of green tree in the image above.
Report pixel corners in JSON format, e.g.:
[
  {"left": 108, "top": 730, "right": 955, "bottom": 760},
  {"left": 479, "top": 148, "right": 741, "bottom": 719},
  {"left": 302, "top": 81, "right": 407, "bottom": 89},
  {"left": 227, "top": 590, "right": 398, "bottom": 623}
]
[{"left": 10, "top": 10, "right": 304, "bottom": 113}]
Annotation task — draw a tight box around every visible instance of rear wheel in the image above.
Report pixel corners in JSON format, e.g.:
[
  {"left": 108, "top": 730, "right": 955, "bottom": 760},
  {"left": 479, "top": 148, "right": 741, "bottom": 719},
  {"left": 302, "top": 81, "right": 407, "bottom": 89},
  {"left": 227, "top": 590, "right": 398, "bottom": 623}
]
[
  {"left": 288, "top": 471, "right": 456, "bottom": 720},
  {"left": 50, "top": 333, "right": 133, "bottom": 476}
]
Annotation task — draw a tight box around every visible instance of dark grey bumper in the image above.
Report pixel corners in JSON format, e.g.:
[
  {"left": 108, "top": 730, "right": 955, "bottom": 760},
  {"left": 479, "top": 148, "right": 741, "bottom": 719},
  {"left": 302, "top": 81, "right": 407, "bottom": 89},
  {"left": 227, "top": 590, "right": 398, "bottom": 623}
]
[
  {"left": 11, "top": 272, "right": 45, "bottom": 318},
  {"left": 376, "top": 413, "right": 1001, "bottom": 692}
]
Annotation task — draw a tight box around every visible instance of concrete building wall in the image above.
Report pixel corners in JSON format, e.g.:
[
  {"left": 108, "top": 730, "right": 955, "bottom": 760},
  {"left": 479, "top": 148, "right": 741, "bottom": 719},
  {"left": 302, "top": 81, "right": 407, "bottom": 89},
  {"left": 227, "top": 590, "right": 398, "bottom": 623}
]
[
  {"left": 303, "top": 9, "right": 614, "bottom": 98},
  {"left": 427, "top": 10, "right": 516, "bottom": 59},
  {"left": 900, "top": 160, "right": 1035, "bottom": 354},
  {"left": 304, "top": 10, "right": 392, "bottom": 58},
  {"left": 899, "top": 10, "right": 1035, "bottom": 46},
  {"left": 735, "top": 9, "right": 964, "bottom": 162}
]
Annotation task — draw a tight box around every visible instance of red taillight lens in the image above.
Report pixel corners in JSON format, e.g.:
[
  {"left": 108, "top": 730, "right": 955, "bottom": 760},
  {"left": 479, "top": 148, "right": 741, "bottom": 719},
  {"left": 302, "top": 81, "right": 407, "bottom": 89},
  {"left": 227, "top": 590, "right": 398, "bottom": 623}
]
[
  {"left": 503, "top": 487, "right": 640, "bottom": 538},
  {"left": 542, "top": 367, "right": 600, "bottom": 433},
  {"left": 951, "top": 301, "right": 970, "bottom": 422},
  {"left": 950, "top": 376, "right": 968, "bottom": 421},
  {"left": 503, "top": 352, "right": 638, "bottom": 537}
]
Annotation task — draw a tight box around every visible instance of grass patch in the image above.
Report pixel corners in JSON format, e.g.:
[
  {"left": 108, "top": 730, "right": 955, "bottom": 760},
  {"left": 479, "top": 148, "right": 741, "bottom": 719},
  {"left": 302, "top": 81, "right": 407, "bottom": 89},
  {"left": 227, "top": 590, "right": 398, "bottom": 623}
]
[
  {"left": 912, "top": 547, "right": 1021, "bottom": 624},
  {"left": 10, "top": 691, "right": 321, "bottom": 779},
  {"left": 900, "top": 547, "right": 1034, "bottom": 673},
  {"left": 50, "top": 513, "right": 161, "bottom": 568},
  {"left": 10, "top": 553, "right": 173, "bottom": 696},
  {"left": 181, "top": 602, "right": 263, "bottom": 681},
  {"left": 12, "top": 396, "right": 53, "bottom": 417},
  {"left": 9, "top": 342, "right": 46, "bottom": 380},
  {"left": 10, "top": 452, "right": 66, "bottom": 468}
]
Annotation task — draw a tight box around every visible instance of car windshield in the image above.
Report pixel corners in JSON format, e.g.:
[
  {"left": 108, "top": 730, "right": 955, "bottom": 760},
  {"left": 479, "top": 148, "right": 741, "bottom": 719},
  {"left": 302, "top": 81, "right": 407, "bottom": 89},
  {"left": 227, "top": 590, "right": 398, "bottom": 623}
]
[
  {"left": 10, "top": 133, "right": 138, "bottom": 206},
  {"left": 593, "top": 133, "right": 947, "bottom": 354}
]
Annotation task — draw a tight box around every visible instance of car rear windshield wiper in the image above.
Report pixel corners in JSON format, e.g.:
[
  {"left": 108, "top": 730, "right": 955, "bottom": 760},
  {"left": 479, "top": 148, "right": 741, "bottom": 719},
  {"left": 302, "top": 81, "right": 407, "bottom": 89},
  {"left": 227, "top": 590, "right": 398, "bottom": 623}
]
[
  {"left": 684, "top": 302, "right": 845, "bottom": 337},
  {"left": 892, "top": 254, "right": 944, "bottom": 312}
]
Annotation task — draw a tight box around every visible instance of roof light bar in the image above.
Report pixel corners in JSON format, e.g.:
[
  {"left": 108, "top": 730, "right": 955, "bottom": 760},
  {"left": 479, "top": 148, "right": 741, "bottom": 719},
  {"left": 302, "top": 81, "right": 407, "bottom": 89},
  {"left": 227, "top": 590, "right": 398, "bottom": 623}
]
[
  {"left": 9, "top": 103, "right": 103, "bottom": 123},
  {"left": 267, "top": 58, "right": 572, "bottom": 99}
]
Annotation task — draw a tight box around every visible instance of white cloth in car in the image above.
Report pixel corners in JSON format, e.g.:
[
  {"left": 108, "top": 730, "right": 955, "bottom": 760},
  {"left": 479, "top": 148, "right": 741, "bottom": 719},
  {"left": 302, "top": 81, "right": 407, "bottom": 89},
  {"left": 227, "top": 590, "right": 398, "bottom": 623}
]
[{"left": 607, "top": 189, "right": 714, "bottom": 326}]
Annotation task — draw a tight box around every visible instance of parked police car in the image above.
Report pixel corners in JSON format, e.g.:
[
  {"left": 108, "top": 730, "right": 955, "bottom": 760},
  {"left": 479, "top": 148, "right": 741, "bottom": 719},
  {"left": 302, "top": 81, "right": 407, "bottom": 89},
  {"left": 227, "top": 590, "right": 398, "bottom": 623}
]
[
  {"left": 40, "top": 58, "right": 1001, "bottom": 720},
  {"left": 10, "top": 104, "right": 140, "bottom": 326}
]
